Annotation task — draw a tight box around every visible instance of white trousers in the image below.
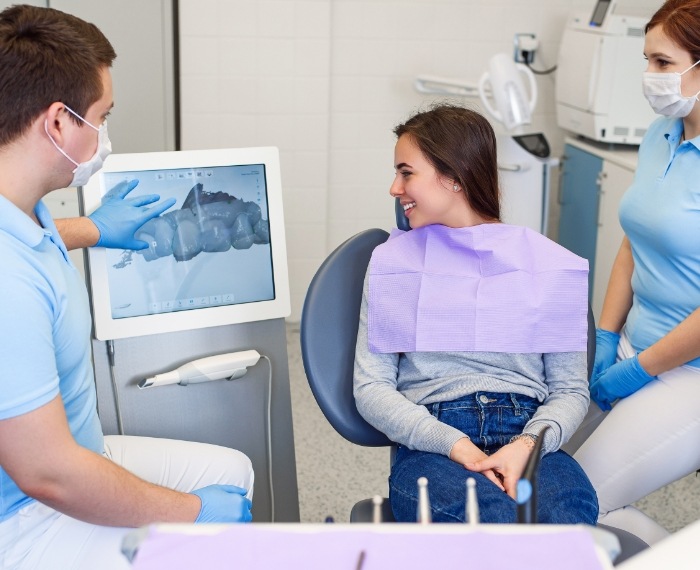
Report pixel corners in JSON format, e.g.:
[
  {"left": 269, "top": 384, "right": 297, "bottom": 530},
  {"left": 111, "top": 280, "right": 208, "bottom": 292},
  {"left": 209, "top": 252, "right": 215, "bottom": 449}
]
[
  {"left": 572, "top": 332, "right": 700, "bottom": 546},
  {"left": 0, "top": 435, "right": 253, "bottom": 570}
]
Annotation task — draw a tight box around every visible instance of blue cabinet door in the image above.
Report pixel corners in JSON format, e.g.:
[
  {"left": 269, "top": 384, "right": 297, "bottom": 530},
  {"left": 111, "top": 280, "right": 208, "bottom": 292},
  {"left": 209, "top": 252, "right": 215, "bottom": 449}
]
[{"left": 558, "top": 144, "right": 603, "bottom": 300}]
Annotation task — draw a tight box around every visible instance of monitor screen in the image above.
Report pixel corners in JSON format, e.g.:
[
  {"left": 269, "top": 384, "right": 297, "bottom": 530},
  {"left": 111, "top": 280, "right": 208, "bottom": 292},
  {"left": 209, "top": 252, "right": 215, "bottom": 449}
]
[
  {"left": 590, "top": 0, "right": 611, "bottom": 27},
  {"left": 82, "top": 147, "right": 290, "bottom": 340}
]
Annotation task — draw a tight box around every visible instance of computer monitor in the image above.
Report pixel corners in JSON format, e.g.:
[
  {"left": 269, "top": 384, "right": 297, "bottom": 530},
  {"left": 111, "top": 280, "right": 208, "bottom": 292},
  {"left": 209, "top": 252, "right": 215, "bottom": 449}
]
[
  {"left": 82, "top": 147, "right": 290, "bottom": 341},
  {"left": 589, "top": 0, "right": 612, "bottom": 27}
]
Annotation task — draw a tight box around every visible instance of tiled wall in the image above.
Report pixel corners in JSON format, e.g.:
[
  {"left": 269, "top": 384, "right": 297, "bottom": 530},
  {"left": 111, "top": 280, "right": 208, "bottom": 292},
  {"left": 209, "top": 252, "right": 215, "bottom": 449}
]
[{"left": 179, "top": 0, "right": 580, "bottom": 321}]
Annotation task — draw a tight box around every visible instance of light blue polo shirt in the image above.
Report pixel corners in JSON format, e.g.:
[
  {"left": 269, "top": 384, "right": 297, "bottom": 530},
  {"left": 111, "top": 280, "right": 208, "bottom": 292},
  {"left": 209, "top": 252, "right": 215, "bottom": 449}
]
[
  {"left": 0, "top": 195, "right": 104, "bottom": 521},
  {"left": 619, "top": 116, "right": 700, "bottom": 368}
]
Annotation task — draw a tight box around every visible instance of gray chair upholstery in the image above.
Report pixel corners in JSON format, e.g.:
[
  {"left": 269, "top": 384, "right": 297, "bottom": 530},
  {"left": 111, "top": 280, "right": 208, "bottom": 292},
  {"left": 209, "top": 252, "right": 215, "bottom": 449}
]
[{"left": 300, "top": 206, "right": 649, "bottom": 564}]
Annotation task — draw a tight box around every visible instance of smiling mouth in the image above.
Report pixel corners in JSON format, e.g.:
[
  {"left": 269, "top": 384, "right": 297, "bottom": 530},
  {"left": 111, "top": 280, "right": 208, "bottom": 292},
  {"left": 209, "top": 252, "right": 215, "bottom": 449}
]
[{"left": 403, "top": 201, "right": 416, "bottom": 212}]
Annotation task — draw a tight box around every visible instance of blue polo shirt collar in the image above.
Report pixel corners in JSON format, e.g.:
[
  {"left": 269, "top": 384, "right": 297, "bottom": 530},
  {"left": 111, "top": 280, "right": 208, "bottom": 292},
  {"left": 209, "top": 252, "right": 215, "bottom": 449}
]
[
  {"left": 0, "top": 194, "right": 69, "bottom": 258},
  {"left": 663, "top": 118, "right": 700, "bottom": 151}
]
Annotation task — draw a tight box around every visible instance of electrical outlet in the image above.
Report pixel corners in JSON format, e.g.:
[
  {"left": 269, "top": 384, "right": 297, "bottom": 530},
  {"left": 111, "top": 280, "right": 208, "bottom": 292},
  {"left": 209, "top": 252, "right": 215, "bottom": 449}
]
[{"left": 513, "top": 33, "right": 537, "bottom": 64}]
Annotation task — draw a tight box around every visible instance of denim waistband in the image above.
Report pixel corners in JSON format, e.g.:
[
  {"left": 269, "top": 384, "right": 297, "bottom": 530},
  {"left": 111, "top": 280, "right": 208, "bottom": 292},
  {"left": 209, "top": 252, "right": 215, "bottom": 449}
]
[{"left": 428, "top": 391, "right": 539, "bottom": 414}]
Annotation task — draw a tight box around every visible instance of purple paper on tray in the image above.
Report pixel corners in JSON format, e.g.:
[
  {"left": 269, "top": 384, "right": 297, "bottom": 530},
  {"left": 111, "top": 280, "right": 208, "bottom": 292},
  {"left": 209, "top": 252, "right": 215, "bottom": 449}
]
[
  {"left": 131, "top": 525, "right": 606, "bottom": 570},
  {"left": 367, "top": 224, "right": 588, "bottom": 354}
]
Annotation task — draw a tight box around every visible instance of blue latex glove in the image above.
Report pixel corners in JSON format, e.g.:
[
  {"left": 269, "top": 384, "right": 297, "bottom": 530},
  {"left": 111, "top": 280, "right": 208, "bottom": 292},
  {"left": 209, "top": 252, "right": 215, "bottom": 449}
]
[
  {"left": 191, "top": 484, "right": 252, "bottom": 523},
  {"left": 589, "top": 354, "right": 656, "bottom": 411},
  {"left": 88, "top": 179, "right": 176, "bottom": 250},
  {"left": 592, "top": 328, "right": 621, "bottom": 381}
]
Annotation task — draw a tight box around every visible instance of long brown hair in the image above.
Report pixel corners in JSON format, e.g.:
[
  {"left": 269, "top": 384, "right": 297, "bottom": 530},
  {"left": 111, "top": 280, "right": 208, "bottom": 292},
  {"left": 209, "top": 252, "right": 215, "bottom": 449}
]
[
  {"left": 0, "top": 5, "right": 116, "bottom": 147},
  {"left": 646, "top": 0, "right": 700, "bottom": 62},
  {"left": 393, "top": 104, "right": 501, "bottom": 221}
]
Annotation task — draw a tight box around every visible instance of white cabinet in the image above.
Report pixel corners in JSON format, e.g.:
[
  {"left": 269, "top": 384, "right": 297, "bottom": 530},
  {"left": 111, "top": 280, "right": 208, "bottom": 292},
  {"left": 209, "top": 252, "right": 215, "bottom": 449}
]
[
  {"left": 592, "top": 161, "right": 635, "bottom": 319},
  {"left": 561, "top": 138, "right": 638, "bottom": 321}
]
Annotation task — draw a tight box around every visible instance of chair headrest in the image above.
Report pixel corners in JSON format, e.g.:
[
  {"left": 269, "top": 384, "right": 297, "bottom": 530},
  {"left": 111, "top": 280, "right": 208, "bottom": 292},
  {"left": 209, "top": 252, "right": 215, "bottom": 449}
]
[{"left": 394, "top": 198, "right": 411, "bottom": 231}]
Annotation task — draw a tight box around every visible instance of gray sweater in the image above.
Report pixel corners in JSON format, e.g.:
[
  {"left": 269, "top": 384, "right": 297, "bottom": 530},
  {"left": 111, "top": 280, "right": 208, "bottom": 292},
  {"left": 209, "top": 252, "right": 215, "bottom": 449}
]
[{"left": 353, "top": 275, "right": 589, "bottom": 456}]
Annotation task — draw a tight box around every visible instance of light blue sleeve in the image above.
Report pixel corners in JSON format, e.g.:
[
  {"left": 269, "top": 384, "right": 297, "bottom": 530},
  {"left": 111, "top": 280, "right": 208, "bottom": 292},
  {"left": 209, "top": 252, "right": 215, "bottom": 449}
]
[{"left": 0, "top": 244, "right": 59, "bottom": 419}]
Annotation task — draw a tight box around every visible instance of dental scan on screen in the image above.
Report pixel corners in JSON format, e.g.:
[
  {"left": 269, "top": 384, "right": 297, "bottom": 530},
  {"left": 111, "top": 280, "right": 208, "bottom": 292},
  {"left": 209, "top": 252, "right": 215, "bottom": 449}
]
[
  {"left": 103, "top": 165, "right": 273, "bottom": 320},
  {"left": 83, "top": 147, "right": 290, "bottom": 340}
]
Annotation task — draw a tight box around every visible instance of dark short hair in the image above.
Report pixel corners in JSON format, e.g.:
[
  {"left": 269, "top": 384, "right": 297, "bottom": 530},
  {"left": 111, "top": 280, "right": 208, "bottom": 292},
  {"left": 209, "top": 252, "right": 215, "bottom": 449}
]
[
  {"left": 646, "top": 0, "right": 700, "bottom": 62},
  {"left": 0, "top": 4, "right": 116, "bottom": 146},
  {"left": 393, "top": 104, "right": 501, "bottom": 221}
]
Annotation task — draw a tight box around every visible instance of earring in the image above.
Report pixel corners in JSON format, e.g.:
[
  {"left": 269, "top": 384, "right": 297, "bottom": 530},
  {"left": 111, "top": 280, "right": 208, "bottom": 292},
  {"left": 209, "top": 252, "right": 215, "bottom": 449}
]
[{"left": 452, "top": 184, "right": 460, "bottom": 192}]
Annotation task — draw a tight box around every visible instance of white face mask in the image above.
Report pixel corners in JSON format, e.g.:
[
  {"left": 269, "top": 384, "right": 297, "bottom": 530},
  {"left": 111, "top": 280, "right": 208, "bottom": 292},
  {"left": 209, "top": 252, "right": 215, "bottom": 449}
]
[
  {"left": 45, "top": 105, "right": 112, "bottom": 187},
  {"left": 643, "top": 59, "right": 700, "bottom": 118}
]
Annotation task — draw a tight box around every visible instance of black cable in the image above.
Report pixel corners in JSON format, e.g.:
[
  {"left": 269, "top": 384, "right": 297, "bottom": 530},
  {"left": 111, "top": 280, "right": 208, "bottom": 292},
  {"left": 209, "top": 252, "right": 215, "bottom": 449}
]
[
  {"left": 106, "top": 340, "right": 125, "bottom": 435},
  {"left": 524, "top": 56, "right": 557, "bottom": 75}
]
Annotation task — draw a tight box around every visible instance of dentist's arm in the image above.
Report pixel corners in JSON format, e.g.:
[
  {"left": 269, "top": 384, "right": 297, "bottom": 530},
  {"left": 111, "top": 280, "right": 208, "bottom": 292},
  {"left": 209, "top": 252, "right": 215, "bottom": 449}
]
[
  {"left": 0, "top": 396, "right": 250, "bottom": 526},
  {"left": 55, "top": 180, "right": 175, "bottom": 251},
  {"left": 54, "top": 216, "right": 100, "bottom": 250}
]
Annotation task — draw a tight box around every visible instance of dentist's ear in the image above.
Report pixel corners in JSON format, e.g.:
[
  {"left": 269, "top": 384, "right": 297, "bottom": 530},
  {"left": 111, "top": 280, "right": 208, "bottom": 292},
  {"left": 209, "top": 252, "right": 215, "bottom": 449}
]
[{"left": 44, "top": 101, "right": 72, "bottom": 145}]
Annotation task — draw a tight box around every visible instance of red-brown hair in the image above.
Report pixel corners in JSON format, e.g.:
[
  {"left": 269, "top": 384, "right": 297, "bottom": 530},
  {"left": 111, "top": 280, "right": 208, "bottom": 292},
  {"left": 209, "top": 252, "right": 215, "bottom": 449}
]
[{"left": 646, "top": 0, "right": 700, "bottom": 62}]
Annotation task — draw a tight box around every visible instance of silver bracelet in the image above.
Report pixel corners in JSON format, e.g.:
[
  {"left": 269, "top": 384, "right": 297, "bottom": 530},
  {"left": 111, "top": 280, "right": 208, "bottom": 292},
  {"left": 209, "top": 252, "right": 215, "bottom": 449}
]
[{"left": 509, "top": 433, "right": 538, "bottom": 448}]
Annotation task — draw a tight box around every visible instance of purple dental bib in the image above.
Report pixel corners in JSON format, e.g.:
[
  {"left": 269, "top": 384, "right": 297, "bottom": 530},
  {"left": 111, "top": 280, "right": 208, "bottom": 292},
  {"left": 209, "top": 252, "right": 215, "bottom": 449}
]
[{"left": 367, "top": 224, "right": 588, "bottom": 354}]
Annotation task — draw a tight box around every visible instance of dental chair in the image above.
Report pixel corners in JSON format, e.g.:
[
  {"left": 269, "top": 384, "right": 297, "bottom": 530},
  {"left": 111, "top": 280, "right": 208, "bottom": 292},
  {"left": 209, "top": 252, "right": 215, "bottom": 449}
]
[{"left": 300, "top": 199, "right": 649, "bottom": 565}]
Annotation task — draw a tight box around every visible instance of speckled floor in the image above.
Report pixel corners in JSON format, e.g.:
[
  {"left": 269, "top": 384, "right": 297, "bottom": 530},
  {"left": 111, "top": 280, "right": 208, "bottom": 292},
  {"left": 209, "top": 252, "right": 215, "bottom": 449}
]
[{"left": 286, "top": 323, "right": 700, "bottom": 531}]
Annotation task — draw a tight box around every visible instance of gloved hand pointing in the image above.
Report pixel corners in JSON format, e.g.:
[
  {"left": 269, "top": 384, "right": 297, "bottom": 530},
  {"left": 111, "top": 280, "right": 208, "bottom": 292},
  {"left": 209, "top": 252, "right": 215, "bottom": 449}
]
[
  {"left": 589, "top": 353, "right": 656, "bottom": 411},
  {"left": 191, "top": 484, "right": 252, "bottom": 523},
  {"left": 592, "top": 328, "right": 621, "bottom": 380},
  {"left": 88, "top": 179, "right": 176, "bottom": 250}
]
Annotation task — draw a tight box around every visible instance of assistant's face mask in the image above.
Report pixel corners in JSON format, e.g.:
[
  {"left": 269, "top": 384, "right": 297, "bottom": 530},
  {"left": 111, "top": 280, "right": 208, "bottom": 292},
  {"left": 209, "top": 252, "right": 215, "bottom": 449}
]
[
  {"left": 45, "top": 105, "right": 112, "bottom": 187},
  {"left": 643, "top": 59, "right": 700, "bottom": 118}
]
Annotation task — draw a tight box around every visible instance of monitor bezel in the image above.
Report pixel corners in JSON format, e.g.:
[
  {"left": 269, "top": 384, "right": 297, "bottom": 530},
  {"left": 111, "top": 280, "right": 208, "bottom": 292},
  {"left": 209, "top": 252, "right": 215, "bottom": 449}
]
[{"left": 82, "top": 146, "right": 290, "bottom": 341}]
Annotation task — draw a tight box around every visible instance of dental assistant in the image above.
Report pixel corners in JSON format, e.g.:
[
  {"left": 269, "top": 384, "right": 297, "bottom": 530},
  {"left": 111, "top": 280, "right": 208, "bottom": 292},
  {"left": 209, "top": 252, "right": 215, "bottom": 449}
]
[
  {"left": 0, "top": 6, "right": 253, "bottom": 569},
  {"left": 573, "top": 0, "right": 700, "bottom": 546}
]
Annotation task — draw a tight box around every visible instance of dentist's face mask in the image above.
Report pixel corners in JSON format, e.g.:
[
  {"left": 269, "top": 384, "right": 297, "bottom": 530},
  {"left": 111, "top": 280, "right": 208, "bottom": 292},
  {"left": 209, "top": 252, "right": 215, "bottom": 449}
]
[
  {"left": 643, "top": 59, "right": 700, "bottom": 118},
  {"left": 45, "top": 105, "right": 112, "bottom": 187}
]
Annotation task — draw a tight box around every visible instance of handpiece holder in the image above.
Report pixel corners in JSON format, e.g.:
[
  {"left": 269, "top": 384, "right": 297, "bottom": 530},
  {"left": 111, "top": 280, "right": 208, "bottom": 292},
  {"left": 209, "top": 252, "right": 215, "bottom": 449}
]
[
  {"left": 138, "top": 350, "right": 261, "bottom": 389},
  {"left": 516, "top": 425, "right": 550, "bottom": 524}
]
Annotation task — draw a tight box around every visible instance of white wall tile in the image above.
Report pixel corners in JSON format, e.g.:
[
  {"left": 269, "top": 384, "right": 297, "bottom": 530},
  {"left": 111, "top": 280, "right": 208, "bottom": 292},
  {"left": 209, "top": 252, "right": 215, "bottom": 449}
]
[
  {"left": 219, "top": 38, "right": 260, "bottom": 76},
  {"left": 179, "top": 0, "right": 219, "bottom": 36},
  {"left": 294, "top": 39, "right": 330, "bottom": 76},
  {"left": 258, "top": 1, "right": 296, "bottom": 38},
  {"left": 179, "top": 37, "right": 219, "bottom": 75},
  {"left": 294, "top": 1, "right": 331, "bottom": 38},
  {"left": 281, "top": 150, "right": 329, "bottom": 189},
  {"left": 218, "top": 0, "right": 259, "bottom": 37}
]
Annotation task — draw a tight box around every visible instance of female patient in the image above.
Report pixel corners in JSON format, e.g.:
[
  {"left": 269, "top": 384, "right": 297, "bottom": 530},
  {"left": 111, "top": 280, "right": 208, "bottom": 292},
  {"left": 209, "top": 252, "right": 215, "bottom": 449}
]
[{"left": 353, "top": 104, "right": 598, "bottom": 524}]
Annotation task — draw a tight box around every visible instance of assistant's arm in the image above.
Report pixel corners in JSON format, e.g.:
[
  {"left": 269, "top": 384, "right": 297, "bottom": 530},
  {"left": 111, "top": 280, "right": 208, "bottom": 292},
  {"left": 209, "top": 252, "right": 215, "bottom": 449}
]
[
  {"left": 0, "top": 395, "right": 201, "bottom": 527},
  {"left": 593, "top": 237, "right": 700, "bottom": 404},
  {"left": 598, "top": 236, "right": 635, "bottom": 333},
  {"left": 637, "top": 308, "right": 700, "bottom": 375}
]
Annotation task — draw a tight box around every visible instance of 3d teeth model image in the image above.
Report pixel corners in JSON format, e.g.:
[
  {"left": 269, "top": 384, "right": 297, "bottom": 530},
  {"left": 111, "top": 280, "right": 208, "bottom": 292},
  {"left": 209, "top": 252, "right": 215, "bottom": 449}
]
[{"left": 134, "top": 183, "right": 270, "bottom": 262}]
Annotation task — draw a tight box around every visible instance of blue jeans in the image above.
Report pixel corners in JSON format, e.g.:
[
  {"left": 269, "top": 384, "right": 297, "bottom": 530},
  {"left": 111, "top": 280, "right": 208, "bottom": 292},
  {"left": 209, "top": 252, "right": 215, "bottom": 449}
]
[{"left": 389, "top": 392, "right": 598, "bottom": 524}]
